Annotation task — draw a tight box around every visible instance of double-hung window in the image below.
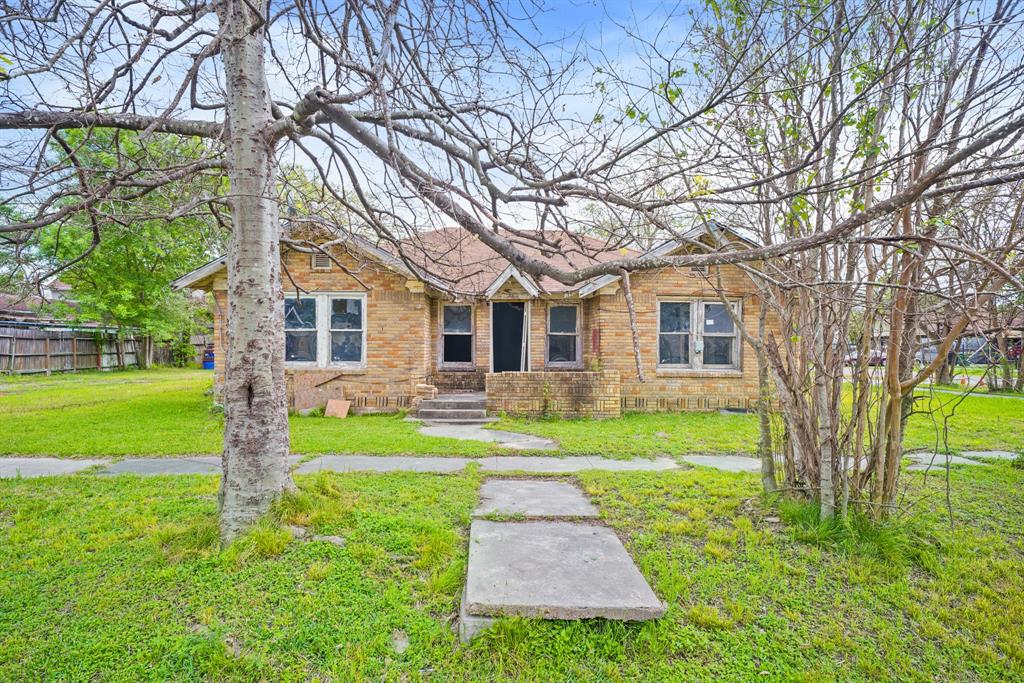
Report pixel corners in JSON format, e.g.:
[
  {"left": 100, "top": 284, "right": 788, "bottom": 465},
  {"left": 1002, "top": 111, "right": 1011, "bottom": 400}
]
[
  {"left": 285, "top": 293, "right": 366, "bottom": 367},
  {"left": 658, "top": 302, "right": 691, "bottom": 366},
  {"left": 330, "top": 297, "right": 363, "bottom": 363},
  {"left": 700, "top": 302, "right": 736, "bottom": 367},
  {"left": 547, "top": 304, "right": 580, "bottom": 366},
  {"left": 658, "top": 300, "right": 740, "bottom": 370},
  {"left": 285, "top": 297, "right": 318, "bottom": 362},
  {"left": 441, "top": 304, "right": 473, "bottom": 366}
]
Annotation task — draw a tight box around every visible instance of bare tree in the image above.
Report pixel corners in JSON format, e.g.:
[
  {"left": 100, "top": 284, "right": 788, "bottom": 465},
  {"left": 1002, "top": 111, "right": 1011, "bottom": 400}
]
[{"left": 2, "top": 0, "right": 1023, "bottom": 538}]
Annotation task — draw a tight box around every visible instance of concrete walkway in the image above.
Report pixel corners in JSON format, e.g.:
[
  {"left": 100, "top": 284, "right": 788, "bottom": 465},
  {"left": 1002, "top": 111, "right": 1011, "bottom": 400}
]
[
  {"left": 3, "top": 451, "right": 1011, "bottom": 479},
  {"left": 460, "top": 479, "right": 664, "bottom": 641},
  {"left": 0, "top": 454, "right": 680, "bottom": 478},
  {"left": 295, "top": 455, "right": 680, "bottom": 475},
  {"left": 416, "top": 421, "right": 557, "bottom": 450}
]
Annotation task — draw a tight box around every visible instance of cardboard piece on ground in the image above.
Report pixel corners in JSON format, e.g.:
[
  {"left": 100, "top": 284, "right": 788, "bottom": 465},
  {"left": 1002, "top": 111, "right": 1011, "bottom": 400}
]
[{"left": 325, "top": 399, "right": 351, "bottom": 418}]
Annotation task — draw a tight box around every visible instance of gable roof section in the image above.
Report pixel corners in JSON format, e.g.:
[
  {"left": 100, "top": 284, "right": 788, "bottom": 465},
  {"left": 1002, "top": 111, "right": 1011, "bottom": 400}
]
[
  {"left": 482, "top": 264, "right": 541, "bottom": 298},
  {"left": 576, "top": 224, "right": 758, "bottom": 297},
  {"left": 389, "top": 227, "right": 636, "bottom": 296},
  {"left": 171, "top": 255, "right": 227, "bottom": 290}
]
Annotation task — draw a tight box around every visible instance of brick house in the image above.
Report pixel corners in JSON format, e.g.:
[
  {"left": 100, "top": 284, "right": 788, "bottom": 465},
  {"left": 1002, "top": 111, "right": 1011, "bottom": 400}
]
[{"left": 172, "top": 226, "right": 769, "bottom": 418}]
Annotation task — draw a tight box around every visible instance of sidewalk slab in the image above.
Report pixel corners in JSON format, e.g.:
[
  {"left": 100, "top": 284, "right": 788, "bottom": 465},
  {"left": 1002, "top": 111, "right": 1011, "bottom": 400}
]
[
  {"left": 296, "top": 455, "right": 470, "bottom": 474},
  {"left": 906, "top": 452, "right": 989, "bottom": 470},
  {"left": 463, "top": 520, "right": 665, "bottom": 621},
  {"left": 475, "top": 479, "right": 599, "bottom": 518},
  {"left": 101, "top": 455, "right": 302, "bottom": 476},
  {"left": 679, "top": 455, "right": 761, "bottom": 472},
  {"left": 103, "top": 456, "right": 220, "bottom": 475},
  {"left": 479, "top": 456, "right": 678, "bottom": 473},
  {"left": 962, "top": 450, "right": 1018, "bottom": 460},
  {"left": 0, "top": 457, "right": 108, "bottom": 479}
]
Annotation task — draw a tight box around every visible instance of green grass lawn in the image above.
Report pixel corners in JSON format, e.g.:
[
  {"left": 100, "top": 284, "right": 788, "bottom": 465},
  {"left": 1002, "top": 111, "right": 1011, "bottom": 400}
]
[
  {"left": 2, "top": 463, "right": 1022, "bottom": 680},
  {"left": 2, "top": 367, "right": 1021, "bottom": 458},
  {"left": 0, "top": 368, "right": 495, "bottom": 457},
  {"left": 495, "top": 388, "right": 1024, "bottom": 457}
]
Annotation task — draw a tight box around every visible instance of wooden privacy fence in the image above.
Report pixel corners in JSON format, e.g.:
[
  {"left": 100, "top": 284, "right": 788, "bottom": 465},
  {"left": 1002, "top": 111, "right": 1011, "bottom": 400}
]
[{"left": 0, "top": 324, "right": 210, "bottom": 375}]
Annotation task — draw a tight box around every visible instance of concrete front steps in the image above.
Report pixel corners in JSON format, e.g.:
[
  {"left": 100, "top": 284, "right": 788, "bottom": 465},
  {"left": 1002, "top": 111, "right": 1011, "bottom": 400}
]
[{"left": 415, "top": 393, "right": 494, "bottom": 424}]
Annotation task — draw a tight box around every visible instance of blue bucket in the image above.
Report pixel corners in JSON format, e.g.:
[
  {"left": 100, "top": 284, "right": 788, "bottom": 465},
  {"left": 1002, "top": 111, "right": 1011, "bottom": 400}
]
[{"left": 202, "top": 360, "right": 215, "bottom": 370}]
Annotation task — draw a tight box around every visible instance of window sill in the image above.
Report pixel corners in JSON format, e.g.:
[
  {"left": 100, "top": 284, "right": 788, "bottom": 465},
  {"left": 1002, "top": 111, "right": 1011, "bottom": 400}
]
[
  {"left": 285, "top": 363, "right": 366, "bottom": 374},
  {"left": 544, "top": 364, "right": 584, "bottom": 370},
  {"left": 655, "top": 367, "right": 743, "bottom": 378},
  {"left": 438, "top": 364, "right": 477, "bottom": 372}
]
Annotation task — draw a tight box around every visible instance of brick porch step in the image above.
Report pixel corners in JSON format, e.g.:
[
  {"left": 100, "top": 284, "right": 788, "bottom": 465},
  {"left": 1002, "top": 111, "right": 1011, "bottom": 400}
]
[{"left": 416, "top": 393, "right": 488, "bottom": 422}]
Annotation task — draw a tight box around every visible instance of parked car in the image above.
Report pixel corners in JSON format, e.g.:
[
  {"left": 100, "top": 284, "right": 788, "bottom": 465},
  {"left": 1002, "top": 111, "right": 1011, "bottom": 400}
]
[{"left": 866, "top": 349, "right": 887, "bottom": 366}]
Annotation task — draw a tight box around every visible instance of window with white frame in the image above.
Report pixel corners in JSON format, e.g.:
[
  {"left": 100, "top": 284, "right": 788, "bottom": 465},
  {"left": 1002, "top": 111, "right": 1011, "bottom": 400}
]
[
  {"left": 547, "top": 304, "right": 580, "bottom": 366},
  {"left": 700, "top": 302, "right": 736, "bottom": 367},
  {"left": 284, "top": 297, "right": 318, "bottom": 362},
  {"left": 285, "top": 293, "right": 366, "bottom": 367},
  {"left": 441, "top": 304, "right": 473, "bottom": 365},
  {"left": 330, "top": 297, "right": 363, "bottom": 363},
  {"left": 658, "top": 300, "right": 740, "bottom": 370},
  {"left": 658, "top": 301, "right": 691, "bottom": 366}
]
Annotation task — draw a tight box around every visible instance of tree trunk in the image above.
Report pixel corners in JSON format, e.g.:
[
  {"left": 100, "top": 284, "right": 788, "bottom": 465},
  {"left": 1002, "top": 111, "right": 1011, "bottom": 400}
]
[
  {"left": 755, "top": 302, "right": 777, "bottom": 494},
  {"left": 217, "top": 0, "right": 293, "bottom": 543}
]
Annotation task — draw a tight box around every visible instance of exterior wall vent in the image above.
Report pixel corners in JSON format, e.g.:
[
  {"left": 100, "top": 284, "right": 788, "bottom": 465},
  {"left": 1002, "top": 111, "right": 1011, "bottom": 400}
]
[{"left": 311, "top": 252, "right": 332, "bottom": 270}]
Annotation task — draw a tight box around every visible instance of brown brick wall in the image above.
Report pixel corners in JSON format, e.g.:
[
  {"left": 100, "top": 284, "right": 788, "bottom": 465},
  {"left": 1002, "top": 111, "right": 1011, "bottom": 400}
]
[
  {"left": 591, "top": 264, "right": 771, "bottom": 412},
  {"left": 485, "top": 370, "right": 621, "bottom": 419},
  {"left": 206, "top": 249, "right": 773, "bottom": 415},
  {"left": 210, "top": 248, "right": 431, "bottom": 412}
]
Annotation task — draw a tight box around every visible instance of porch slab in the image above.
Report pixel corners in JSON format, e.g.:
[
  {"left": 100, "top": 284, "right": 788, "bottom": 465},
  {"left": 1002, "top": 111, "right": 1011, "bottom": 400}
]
[
  {"left": 475, "top": 479, "right": 599, "bottom": 518},
  {"left": 463, "top": 520, "right": 665, "bottom": 621},
  {"left": 0, "top": 457, "right": 108, "bottom": 479}
]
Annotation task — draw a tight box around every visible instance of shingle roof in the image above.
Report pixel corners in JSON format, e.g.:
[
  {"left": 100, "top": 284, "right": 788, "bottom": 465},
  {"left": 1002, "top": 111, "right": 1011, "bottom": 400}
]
[{"left": 389, "top": 228, "right": 637, "bottom": 295}]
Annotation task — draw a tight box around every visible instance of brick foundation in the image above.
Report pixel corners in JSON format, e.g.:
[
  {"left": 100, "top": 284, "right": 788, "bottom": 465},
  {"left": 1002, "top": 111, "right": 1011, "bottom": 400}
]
[{"left": 485, "top": 370, "right": 621, "bottom": 419}]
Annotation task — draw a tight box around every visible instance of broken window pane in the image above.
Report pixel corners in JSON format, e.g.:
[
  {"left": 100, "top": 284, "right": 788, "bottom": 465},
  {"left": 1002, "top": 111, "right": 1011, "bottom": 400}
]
[
  {"left": 704, "top": 337, "right": 733, "bottom": 366},
  {"left": 443, "top": 305, "right": 472, "bottom": 333},
  {"left": 331, "top": 298, "right": 362, "bottom": 330},
  {"left": 284, "top": 297, "right": 316, "bottom": 329},
  {"left": 549, "top": 306, "right": 577, "bottom": 334},
  {"left": 331, "top": 331, "right": 362, "bottom": 362},
  {"left": 286, "top": 331, "right": 316, "bottom": 362},
  {"left": 659, "top": 334, "right": 689, "bottom": 365},
  {"left": 548, "top": 334, "right": 576, "bottom": 363},
  {"left": 659, "top": 302, "right": 691, "bottom": 333},
  {"left": 703, "top": 303, "right": 734, "bottom": 334},
  {"left": 443, "top": 334, "right": 473, "bottom": 363}
]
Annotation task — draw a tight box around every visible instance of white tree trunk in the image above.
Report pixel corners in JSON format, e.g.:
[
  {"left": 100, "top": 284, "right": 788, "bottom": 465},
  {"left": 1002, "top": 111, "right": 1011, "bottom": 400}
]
[{"left": 217, "top": 0, "right": 293, "bottom": 543}]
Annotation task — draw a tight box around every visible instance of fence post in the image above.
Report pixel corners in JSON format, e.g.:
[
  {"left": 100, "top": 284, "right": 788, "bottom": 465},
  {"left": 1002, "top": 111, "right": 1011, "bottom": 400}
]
[
  {"left": 44, "top": 337, "right": 51, "bottom": 376},
  {"left": 71, "top": 337, "right": 77, "bottom": 372}
]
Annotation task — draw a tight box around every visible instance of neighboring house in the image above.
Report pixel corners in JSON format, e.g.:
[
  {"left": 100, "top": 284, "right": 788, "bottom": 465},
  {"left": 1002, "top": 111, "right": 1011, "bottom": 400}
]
[{"left": 172, "top": 226, "right": 770, "bottom": 417}]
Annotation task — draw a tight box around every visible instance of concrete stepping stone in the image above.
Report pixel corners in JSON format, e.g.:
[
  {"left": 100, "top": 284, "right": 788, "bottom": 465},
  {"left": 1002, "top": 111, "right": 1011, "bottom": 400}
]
[
  {"left": 0, "top": 457, "right": 108, "bottom": 479},
  {"left": 460, "top": 519, "right": 665, "bottom": 641},
  {"left": 475, "top": 479, "right": 599, "bottom": 519},
  {"left": 416, "top": 422, "right": 557, "bottom": 450}
]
